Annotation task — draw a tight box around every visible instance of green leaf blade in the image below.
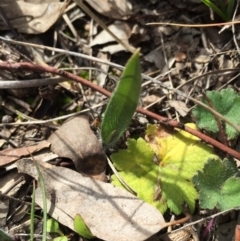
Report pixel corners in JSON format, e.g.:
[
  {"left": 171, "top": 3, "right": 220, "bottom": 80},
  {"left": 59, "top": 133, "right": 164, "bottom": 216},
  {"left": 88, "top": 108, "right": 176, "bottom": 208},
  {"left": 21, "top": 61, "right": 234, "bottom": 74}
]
[
  {"left": 74, "top": 214, "right": 95, "bottom": 239},
  {"left": 101, "top": 49, "right": 142, "bottom": 146},
  {"left": 201, "top": 0, "right": 228, "bottom": 21}
]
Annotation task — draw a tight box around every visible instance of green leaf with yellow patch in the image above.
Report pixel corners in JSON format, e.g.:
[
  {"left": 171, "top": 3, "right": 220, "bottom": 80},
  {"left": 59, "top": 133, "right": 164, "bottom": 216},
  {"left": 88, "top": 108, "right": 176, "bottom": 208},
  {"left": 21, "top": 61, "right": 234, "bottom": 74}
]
[{"left": 111, "top": 124, "right": 218, "bottom": 214}]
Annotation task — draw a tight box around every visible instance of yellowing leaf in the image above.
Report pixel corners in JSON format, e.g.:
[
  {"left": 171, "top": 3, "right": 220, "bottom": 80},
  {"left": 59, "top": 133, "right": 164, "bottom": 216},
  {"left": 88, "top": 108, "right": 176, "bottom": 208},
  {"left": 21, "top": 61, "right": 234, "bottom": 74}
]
[
  {"left": 111, "top": 124, "right": 218, "bottom": 215},
  {"left": 111, "top": 138, "right": 168, "bottom": 214},
  {"left": 146, "top": 123, "right": 218, "bottom": 214}
]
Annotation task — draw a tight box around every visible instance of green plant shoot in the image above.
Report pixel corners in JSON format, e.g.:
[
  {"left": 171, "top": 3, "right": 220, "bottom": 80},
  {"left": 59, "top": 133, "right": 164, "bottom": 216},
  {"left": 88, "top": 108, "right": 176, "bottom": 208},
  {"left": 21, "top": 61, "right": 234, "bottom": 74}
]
[
  {"left": 101, "top": 49, "right": 142, "bottom": 146},
  {"left": 201, "top": 0, "right": 235, "bottom": 21},
  {"left": 74, "top": 214, "right": 95, "bottom": 239},
  {"left": 46, "top": 218, "right": 65, "bottom": 236}
]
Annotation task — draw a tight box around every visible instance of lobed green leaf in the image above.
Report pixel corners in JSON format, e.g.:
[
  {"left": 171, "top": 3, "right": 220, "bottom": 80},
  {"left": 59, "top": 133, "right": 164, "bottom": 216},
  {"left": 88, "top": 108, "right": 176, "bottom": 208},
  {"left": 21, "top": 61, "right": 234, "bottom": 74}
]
[
  {"left": 193, "top": 158, "right": 240, "bottom": 210},
  {"left": 111, "top": 124, "right": 217, "bottom": 215},
  {"left": 192, "top": 88, "right": 240, "bottom": 139}
]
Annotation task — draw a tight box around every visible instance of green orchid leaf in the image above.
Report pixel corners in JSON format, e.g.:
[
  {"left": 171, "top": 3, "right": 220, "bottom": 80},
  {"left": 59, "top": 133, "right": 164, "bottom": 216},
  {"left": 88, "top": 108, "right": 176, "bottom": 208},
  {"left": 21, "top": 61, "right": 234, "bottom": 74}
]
[
  {"left": 101, "top": 49, "right": 142, "bottom": 146},
  {"left": 46, "top": 218, "right": 64, "bottom": 236},
  {"left": 227, "top": 0, "right": 235, "bottom": 20},
  {"left": 74, "top": 214, "right": 95, "bottom": 239},
  {"left": 201, "top": 0, "right": 228, "bottom": 21}
]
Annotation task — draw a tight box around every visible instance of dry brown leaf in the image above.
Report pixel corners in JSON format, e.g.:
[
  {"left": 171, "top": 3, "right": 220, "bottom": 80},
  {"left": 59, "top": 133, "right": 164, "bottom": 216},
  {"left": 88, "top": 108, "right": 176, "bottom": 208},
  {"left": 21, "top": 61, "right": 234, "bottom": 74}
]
[
  {"left": 144, "top": 49, "right": 165, "bottom": 69},
  {"left": 0, "top": 0, "right": 66, "bottom": 33},
  {"left": 96, "top": 51, "right": 110, "bottom": 87},
  {"left": 0, "top": 197, "right": 8, "bottom": 227},
  {"left": 16, "top": 159, "right": 166, "bottom": 241},
  {"left": 174, "top": 51, "right": 187, "bottom": 62},
  {"left": 92, "top": 21, "right": 131, "bottom": 43},
  {"left": 168, "top": 100, "right": 190, "bottom": 117},
  {"left": 47, "top": 115, "right": 106, "bottom": 181},
  {"left": 101, "top": 42, "right": 136, "bottom": 54},
  {"left": 142, "top": 95, "right": 160, "bottom": 106},
  {"left": 90, "top": 21, "right": 135, "bottom": 54},
  {"left": 0, "top": 140, "right": 50, "bottom": 167},
  {"left": 84, "top": 0, "right": 132, "bottom": 19},
  {"left": 0, "top": 170, "right": 25, "bottom": 226}
]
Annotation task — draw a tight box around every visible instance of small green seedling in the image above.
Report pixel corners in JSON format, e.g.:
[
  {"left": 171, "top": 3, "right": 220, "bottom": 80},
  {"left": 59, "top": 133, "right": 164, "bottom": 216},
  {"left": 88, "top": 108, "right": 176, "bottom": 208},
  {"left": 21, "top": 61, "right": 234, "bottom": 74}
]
[
  {"left": 47, "top": 218, "right": 68, "bottom": 241},
  {"left": 201, "top": 0, "right": 235, "bottom": 21},
  {"left": 74, "top": 214, "right": 95, "bottom": 239},
  {"left": 47, "top": 218, "right": 65, "bottom": 236},
  {"left": 101, "top": 49, "right": 142, "bottom": 146}
]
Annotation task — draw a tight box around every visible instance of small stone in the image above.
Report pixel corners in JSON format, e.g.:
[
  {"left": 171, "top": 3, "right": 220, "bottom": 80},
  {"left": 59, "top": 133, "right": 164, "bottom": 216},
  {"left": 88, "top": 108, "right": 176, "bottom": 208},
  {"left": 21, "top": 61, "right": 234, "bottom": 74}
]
[{"left": 2, "top": 115, "right": 13, "bottom": 124}]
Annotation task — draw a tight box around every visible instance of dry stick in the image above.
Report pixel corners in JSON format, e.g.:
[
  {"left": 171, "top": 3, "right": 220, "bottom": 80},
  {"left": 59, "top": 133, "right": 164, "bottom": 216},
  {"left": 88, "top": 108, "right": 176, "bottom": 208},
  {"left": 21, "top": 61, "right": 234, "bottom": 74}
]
[
  {"left": 161, "top": 213, "right": 191, "bottom": 230},
  {"left": 146, "top": 20, "right": 240, "bottom": 27},
  {"left": 150, "top": 70, "right": 240, "bottom": 134},
  {"left": 168, "top": 206, "right": 240, "bottom": 235},
  {"left": 0, "top": 193, "right": 31, "bottom": 206},
  {"left": 2, "top": 67, "right": 239, "bottom": 135},
  {"left": 0, "top": 62, "right": 240, "bottom": 160},
  {"left": 0, "top": 60, "right": 239, "bottom": 133},
  {"left": 0, "top": 77, "right": 66, "bottom": 88},
  {"left": 0, "top": 103, "right": 105, "bottom": 127},
  {"left": 1, "top": 35, "right": 240, "bottom": 134}
]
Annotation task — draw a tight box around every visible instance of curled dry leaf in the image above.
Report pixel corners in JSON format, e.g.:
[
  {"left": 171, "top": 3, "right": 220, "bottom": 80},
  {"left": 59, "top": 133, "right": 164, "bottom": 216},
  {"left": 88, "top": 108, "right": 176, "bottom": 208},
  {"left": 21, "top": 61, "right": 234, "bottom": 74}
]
[
  {"left": 0, "top": 0, "right": 66, "bottom": 33},
  {"left": 16, "top": 159, "right": 166, "bottom": 241},
  {"left": 47, "top": 115, "right": 106, "bottom": 181},
  {"left": 168, "top": 100, "right": 190, "bottom": 117},
  {"left": 84, "top": 0, "right": 132, "bottom": 19},
  {"left": 144, "top": 48, "right": 165, "bottom": 69},
  {"left": 90, "top": 21, "right": 135, "bottom": 54},
  {"left": 174, "top": 51, "right": 187, "bottom": 62},
  {"left": 101, "top": 42, "right": 136, "bottom": 54}
]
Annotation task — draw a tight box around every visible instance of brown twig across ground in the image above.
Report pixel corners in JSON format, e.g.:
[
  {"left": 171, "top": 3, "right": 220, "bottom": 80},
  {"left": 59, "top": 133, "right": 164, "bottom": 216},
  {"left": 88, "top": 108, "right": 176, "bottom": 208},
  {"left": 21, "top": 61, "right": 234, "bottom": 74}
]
[{"left": 0, "top": 61, "right": 239, "bottom": 160}]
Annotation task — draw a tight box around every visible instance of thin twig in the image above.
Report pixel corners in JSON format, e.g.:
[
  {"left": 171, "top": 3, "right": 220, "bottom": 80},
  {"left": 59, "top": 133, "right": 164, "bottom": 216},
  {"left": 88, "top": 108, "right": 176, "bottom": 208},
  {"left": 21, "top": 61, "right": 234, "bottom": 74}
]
[
  {"left": 0, "top": 62, "right": 239, "bottom": 159},
  {"left": 0, "top": 77, "right": 66, "bottom": 88},
  {"left": 147, "top": 20, "right": 240, "bottom": 27},
  {"left": 168, "top": 206, "right": 240, "bottom": 234},
  {"left": 0, "top": 61, "right": 240, "bottom": 134}
]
